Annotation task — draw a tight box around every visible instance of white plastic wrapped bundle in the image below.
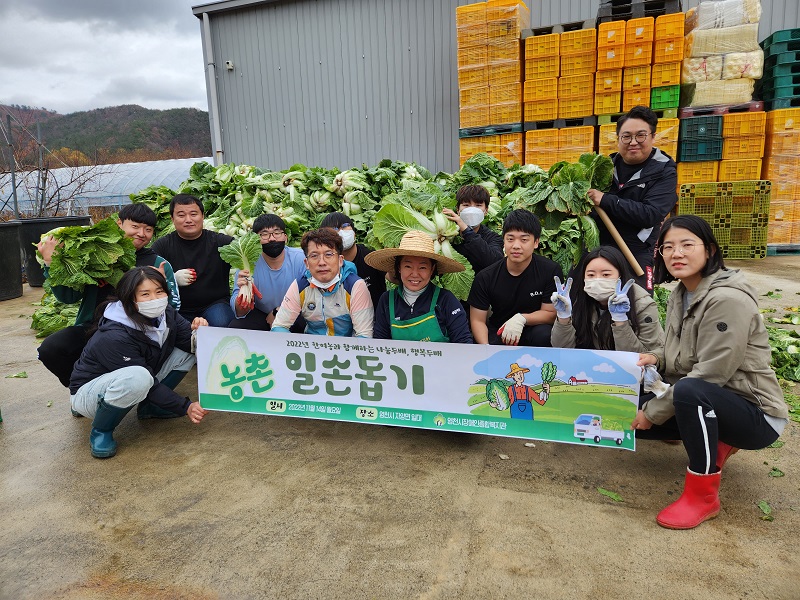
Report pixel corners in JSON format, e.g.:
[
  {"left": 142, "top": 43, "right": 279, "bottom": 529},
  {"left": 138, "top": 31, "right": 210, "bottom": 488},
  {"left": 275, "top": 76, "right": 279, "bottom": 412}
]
[
  {"left": 682, "top": 55, "right": 724, "bottom": 83},
  {"left": 685, "top": 78, "right": 754, "bottom": 106},
  {"left": 685, "top": 0, "right": 761, "bottom": 32},
  {"left": 685, "top": 23, "right": 760, "bottom": 57},
  {"left": 722, "top": 49, "right": 764, "bottom": 80}
]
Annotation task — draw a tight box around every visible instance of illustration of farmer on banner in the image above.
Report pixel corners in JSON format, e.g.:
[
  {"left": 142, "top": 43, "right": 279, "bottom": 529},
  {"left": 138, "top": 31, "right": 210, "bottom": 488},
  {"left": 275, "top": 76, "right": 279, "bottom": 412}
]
[{"left": 504, "top": 363, "right": 549, "bottom": 420}]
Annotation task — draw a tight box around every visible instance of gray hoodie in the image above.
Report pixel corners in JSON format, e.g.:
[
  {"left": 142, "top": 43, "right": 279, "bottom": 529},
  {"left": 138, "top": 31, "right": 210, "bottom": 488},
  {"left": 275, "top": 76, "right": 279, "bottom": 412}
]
[{"left": 642, "top": 268, "right": 788, "bottom": 425}]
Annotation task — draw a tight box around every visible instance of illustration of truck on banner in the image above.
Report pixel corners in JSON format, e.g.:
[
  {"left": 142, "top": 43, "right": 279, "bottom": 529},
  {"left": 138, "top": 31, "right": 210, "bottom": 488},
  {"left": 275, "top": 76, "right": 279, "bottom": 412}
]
[{"left": 573, "top": 414, "right": 624, "bottom": 445}]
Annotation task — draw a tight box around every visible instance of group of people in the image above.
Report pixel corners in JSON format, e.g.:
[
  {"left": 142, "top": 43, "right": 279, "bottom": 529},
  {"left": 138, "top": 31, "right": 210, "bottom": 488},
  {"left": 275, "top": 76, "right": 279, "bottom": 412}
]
[{"left": 36, "top": 106, "right": 788, "bottom": 530}]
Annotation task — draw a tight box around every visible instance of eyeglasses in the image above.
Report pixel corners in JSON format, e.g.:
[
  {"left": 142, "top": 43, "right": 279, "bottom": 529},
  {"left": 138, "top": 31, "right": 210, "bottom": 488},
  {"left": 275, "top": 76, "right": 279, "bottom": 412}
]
[
  {"left": 306, "top": 251, "right": 338, "bottom": 262},
  {"left": 658, "top": 242, "right": 700, "bottom": 256},
  {"left": 258, "top": 230, "right": 286, "bottom": 240},
  {"left": 618, "top": 132, "right": 652, "bottom": 144}
]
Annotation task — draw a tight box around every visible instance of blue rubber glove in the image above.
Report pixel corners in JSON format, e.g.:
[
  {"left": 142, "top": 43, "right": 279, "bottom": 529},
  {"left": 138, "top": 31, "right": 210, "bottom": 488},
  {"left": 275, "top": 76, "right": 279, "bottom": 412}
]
[
  {"left": 550, "top": 276, "right": 573, "bottom": 320},
  {"left": 608, "top": 278, "right": 635, "bottom": 322}
]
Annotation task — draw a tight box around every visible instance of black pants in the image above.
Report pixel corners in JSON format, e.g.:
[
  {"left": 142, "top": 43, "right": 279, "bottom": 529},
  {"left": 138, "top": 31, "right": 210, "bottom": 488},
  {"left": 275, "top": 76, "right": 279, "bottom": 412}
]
[
  {"left": 488, "top": 323, "right": 553, "bottom": 347},
  {"left": 38, "top": 324, "right": 90, "bottom": 388},
  {"left": 637, "top": 379, "right": 781, "bottom": 474},
  {"left": 227, "top": 309, "right": 307, "bottom": 333}
]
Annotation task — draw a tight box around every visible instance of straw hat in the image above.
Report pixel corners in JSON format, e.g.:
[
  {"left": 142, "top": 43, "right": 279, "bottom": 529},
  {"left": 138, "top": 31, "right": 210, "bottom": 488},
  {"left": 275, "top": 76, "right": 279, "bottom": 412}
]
[
  {"left": 505, "top": 363, "right": 530, "bottom": 378},
  {"left": 364, "top": 230, "right": 465, "bottom": 274}
]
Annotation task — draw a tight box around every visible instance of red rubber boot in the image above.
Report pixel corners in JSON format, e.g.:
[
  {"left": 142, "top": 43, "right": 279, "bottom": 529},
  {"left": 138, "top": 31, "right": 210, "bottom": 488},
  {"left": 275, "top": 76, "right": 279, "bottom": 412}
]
[
  {"left": 656, "top": 468, "right": 721, "bottom": 530},
  {"left": 716, "top": 441, "right": 739, "bottom": 470}
]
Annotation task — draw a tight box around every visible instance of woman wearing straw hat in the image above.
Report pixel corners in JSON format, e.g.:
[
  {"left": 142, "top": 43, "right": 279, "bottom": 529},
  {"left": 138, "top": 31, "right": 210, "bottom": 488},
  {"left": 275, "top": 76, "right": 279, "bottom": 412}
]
[{"left": 365, "top": 231, "right": 473, "bottom": 343}]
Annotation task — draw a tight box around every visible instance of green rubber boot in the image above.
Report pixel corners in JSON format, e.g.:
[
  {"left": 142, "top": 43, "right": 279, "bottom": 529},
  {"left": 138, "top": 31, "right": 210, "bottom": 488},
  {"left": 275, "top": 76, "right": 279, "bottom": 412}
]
[{"left": 90, "top": 398, "right": 134, "bottom": 459}]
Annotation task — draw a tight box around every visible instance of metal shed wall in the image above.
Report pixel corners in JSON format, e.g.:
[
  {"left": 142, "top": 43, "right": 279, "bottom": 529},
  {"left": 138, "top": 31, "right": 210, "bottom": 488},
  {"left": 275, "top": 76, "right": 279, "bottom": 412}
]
[{"left": 198, "top": 0, "right": 799, "bottom": 173}]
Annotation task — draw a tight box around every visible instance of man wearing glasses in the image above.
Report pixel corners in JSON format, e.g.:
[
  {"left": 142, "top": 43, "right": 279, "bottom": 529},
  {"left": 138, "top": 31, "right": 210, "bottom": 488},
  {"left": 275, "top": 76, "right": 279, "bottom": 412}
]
[
  {"left": 587, "top": 105, "right": 678, "bottom": 293},
  {"left": 271, "top": 228, "right": 374, "bottom": 338},
  {"left": 228, "top": 214, "right": 306, "bottom": 330}
]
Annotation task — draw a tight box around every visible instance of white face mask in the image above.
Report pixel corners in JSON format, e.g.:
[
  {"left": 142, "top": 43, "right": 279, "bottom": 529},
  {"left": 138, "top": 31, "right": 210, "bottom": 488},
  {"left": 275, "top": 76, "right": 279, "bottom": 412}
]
[
  {"left": 136, "top": 296, "right": 168, "bottom": 318},
  {"left": 310, "top": 273, "right": 341, "bottom": 290},
  {"left": 584, "top": 278, "right": 618, "bottom": 302},
  {"left": 339, "top": 229, "right": 356, "bottom": 250},
  {"left": 459, "top": 206, "right": 485, "bottom": 228}
]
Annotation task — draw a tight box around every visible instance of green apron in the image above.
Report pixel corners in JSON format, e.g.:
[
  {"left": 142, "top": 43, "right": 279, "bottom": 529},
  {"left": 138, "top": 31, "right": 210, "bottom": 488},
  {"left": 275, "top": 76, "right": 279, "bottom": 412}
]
[{"left": 389, "top": 287, "right": 449, "bottom": 343}]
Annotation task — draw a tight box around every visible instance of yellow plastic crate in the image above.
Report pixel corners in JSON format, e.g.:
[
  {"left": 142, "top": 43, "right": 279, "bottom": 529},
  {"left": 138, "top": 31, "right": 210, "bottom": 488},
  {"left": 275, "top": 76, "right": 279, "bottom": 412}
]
[
  {"left": 458, "top": 65, "right": 488, "bottom": 89},
  {"left": 597, "top": 46, "right": 625, "bottom": 70},
  {"left": 625, "top": 42, "right": 653, "bottom": 67},
  {"left": 655, "top": 13, "right": 684, "bottom": 41},
  {"left": 595, "top": 91, "right": 622, "bottom": 115},
  {"left": 490, "top": 82, "right": 522, "bottom": 104},
  {"left": 765, "top": 130, "right": 800, "bottom": 156},
  {"left": 651, "top": 61, "right": 681, "bottom": 87},
  {"left": 560, "top": 125, "right": 595, "bottom": 152},
  {"left": 660, "top": 141, "right": 678, "bottom": 158},
  {"left": 718, "top": 159, "right": 763, "bottom": 181},
  {"left": 722, "top": 136, "right": 765, "bottom": 160},
  {"left": 598, "top": 21, "right": 626, "bottom": 48},
  {"left": 457, "top": 45, "right": 488, "bottom": 69},
  {"left": 525, "top": 56, "right": 559, "bottom": 79},
  {"left": 460, "top": 106, "right": 491, "bottom": 128},
  {"left": 655, "top": 118, "right": 679, "bottom": 145},
  {"left": 626, "top": 17, "right": 655, "bottom": 43},
  {"left": 677, "top": 161, "right": 719, "bottom": 183},
  {"left": 456, "top": 3, "right": 487, "bottom": 27},
  {"left": 523, "top": 78, "right": 558, "bottom": 102},
  {"left": 654, "top": 38, "right": 683, "bottom": 63},
  {"left": 558, "top": 74, "right": 595, "bottom": 98},
  {"left": 525, "top": 128, "right": 559, "bottom": 149},
  {"left": 624, "top": 65, "right": 651, "bottom": 90},
  {"left": 525, "top": 149, "right": 559, "bottom": 169},
  {"left": 459, "top": 86, "right": 489, "bottom": 108},
  {"left": 561, "top": 29, "right": 597, "bottom": 55},
  {"left": 487, "top": 19, "right": 525, "bottom": 40},
  {"left": 524, "top": 33, "right": 559, "bottom": 58},
  {"left": 496, "top": 132, "right": 525, "bottom": 166},
  {"left": 490, "top": 102, "right": 522, "bottom": 125},
  {"left": 560, "top": 51, "right": 597, "bottom": 76},
  {"left": 722, "top": 111, "right": 766, "bottom": 138},
  {"left": 771, "top": 180, "right": 797, "bottom": 200},
  {"left": 623, "top": 88, "right": 650, "bottom": 111},
  {"left": 766, "top": 108, "right": 800, "bottom": 132},
  {"left": 599, "top": 123, "right": 617, "bottom": 154},
  {"left": 524, "top": 99, "right": 558, "bottom": 122},
  {"left": 763, "top": 156, "right": 800, "bottom": 182},
  {"left": 488, "top": 61, "right": 522, "bottom": 85},
  {"left": 768, "top": 201, "right": 796, "bottom": 244},
  {"left": 488, "top": 38, "right": 521, "bottom": 63},
  {"left": 596, "top": 69, "right": 623, "bottom": 92},
  {"left": 486, "top": 1, "right": 530, "bottom": 25},
  {"left": 457, "top": 23, "right": 488, "bottom": 49},
  {"left": 559, "top": 96, "right": 594, "bottom": 119}
]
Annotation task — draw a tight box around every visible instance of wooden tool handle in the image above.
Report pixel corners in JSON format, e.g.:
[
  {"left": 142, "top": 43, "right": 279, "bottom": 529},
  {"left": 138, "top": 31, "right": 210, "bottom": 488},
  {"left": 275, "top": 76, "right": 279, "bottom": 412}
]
[{"left": 594, "top": 206, "right": 645, "bottom": 277}]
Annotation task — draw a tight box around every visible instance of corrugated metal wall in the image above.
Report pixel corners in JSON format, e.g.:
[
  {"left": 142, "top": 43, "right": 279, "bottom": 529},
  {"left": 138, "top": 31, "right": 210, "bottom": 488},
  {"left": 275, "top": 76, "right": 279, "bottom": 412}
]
[{"left": 203, "top": 0, "right": 799, "bottom": 172}]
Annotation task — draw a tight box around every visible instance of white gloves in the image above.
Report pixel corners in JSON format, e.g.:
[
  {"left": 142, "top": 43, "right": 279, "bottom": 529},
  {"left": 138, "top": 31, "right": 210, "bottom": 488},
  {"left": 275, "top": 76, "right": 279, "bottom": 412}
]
[
  {"left": 643, "top": 365, "right": 670, "bottom": 398},
  {"left": 550, "top": 276, "right": 573, "bottom": 320},
  {"left": 174, "top": 268, "right": 197, "bottom": 286},
  {"left": 498, "top": 313, "right": 526, "bottom": 346},
  {"left": 609, "top": 278, "right": 634, "bottom": 322}
]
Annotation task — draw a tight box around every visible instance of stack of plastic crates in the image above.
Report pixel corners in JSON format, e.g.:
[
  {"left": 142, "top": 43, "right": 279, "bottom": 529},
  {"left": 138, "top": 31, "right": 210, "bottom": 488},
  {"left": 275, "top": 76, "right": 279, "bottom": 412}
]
[
  {"left": 596, "top": 21, "right": 624, "bottom": 116},
  {"left": 650, "top": 13, "right": 683, "bottom": 111},
  {"left": 523, "top": 32, "right": 559, "bottom": 123},
  {"left": 525, "top": 126, "right": 595, "bottom": 170},
  {"left": 677, "top": 181, "right": 771, "bottom": 259},
  {"left": 763, "top": 108, "right": 800, "bottom": 245},
  {"left": 457, "top": 1, "right": 529, "bottom": 167},
  {"left": 677, "top": 114, "right": 723, "bottom": 186},
  {"left": 622, "top": 17, "right": 654, "bottom": 110},
  {"left": 760, "top": 29, "right": 800, "bottom": 111},
  {"left": 719, "top": 111, "right": 765, "bottom": 181},
  {"left": 559, "top": 27, "right": 597, "bottom": 119}
]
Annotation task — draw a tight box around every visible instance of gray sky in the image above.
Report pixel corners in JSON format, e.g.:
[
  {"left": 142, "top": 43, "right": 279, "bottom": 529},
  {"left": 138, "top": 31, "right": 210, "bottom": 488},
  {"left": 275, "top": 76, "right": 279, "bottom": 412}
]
[{"left": 0, "top": 0, "right": 208, "bottom": 114}]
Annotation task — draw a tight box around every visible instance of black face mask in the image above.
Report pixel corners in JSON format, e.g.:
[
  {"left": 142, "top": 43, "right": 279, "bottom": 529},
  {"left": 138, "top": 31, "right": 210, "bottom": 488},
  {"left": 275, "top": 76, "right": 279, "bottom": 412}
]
[{"left": 262, "top": 241, "right": 285, "bottom": 258}]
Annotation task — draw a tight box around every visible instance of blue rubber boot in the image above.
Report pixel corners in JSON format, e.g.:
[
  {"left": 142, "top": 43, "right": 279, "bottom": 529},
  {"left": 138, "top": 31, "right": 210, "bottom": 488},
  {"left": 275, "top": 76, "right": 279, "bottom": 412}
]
[{"left": 90, "top": 399, "right": 134, "bottom": 459}]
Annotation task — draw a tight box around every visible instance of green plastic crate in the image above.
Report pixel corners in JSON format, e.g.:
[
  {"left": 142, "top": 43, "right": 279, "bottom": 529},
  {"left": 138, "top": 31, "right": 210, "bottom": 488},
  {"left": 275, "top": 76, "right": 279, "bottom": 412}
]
[
  {"left": 677, "top": 181, "right": 771, "bottom": 259},
  {"left": 679, "top": 115, "right": 723, "bottom": 139},
  {"left": 650, "top": 85, "right": 680, "bottom": 109}
]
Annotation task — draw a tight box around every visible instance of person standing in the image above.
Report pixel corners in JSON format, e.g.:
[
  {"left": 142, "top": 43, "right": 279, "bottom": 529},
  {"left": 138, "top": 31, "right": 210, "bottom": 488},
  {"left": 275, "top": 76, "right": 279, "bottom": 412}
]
[
  {"left": 151, "top": 194, "right": 235, "bottom": 327},
  {"left": 587, "top": 105, "right": 678, "bottom": 292}
]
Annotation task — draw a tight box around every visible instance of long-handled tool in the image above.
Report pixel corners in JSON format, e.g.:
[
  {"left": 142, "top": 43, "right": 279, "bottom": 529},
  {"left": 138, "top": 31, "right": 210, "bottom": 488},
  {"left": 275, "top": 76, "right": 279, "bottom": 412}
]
[{"left": 594, "top": 206, "right": 644, "bottom": 277}]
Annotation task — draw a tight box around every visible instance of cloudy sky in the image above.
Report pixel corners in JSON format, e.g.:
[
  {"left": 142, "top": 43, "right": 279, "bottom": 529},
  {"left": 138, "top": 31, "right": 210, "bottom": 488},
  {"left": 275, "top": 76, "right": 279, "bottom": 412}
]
[{"left": 0, "top": 0, "right": 209, "bottom": 115}]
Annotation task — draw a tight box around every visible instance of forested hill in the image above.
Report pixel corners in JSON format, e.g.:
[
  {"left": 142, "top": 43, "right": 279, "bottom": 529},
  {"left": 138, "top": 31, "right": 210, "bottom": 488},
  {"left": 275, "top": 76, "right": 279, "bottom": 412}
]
[{"left": 1, "top": 104, "right": 211, "bottom": 163}]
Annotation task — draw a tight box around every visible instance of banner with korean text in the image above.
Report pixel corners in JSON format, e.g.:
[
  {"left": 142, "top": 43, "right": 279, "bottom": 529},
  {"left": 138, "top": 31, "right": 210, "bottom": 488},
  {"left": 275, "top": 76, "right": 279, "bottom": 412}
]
[{"left": 197, "top": 328, "right": 642, "bottom": 450}]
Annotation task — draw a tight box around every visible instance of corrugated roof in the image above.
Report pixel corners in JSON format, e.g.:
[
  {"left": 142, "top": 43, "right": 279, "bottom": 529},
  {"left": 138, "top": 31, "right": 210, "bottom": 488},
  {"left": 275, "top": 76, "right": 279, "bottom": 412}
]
[{"left": 1, "top": 157, "right": 213, "bottom": 212}]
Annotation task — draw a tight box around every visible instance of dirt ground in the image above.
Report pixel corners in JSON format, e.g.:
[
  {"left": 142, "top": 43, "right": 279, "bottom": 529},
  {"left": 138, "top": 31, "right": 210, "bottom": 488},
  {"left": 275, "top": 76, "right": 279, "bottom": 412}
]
[{"left": 1, "top": 257, "right": 799, "bottom": 600}]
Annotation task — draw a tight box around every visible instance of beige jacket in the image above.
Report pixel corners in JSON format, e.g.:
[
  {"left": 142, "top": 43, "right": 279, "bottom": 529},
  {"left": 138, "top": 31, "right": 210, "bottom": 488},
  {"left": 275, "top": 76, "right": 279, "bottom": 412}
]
[
  {"left": 551, "top": 283, "right": 665, "bottom": 367},
  {"left": 642, "top": 269, "right": 788, "bottom": 425}
]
